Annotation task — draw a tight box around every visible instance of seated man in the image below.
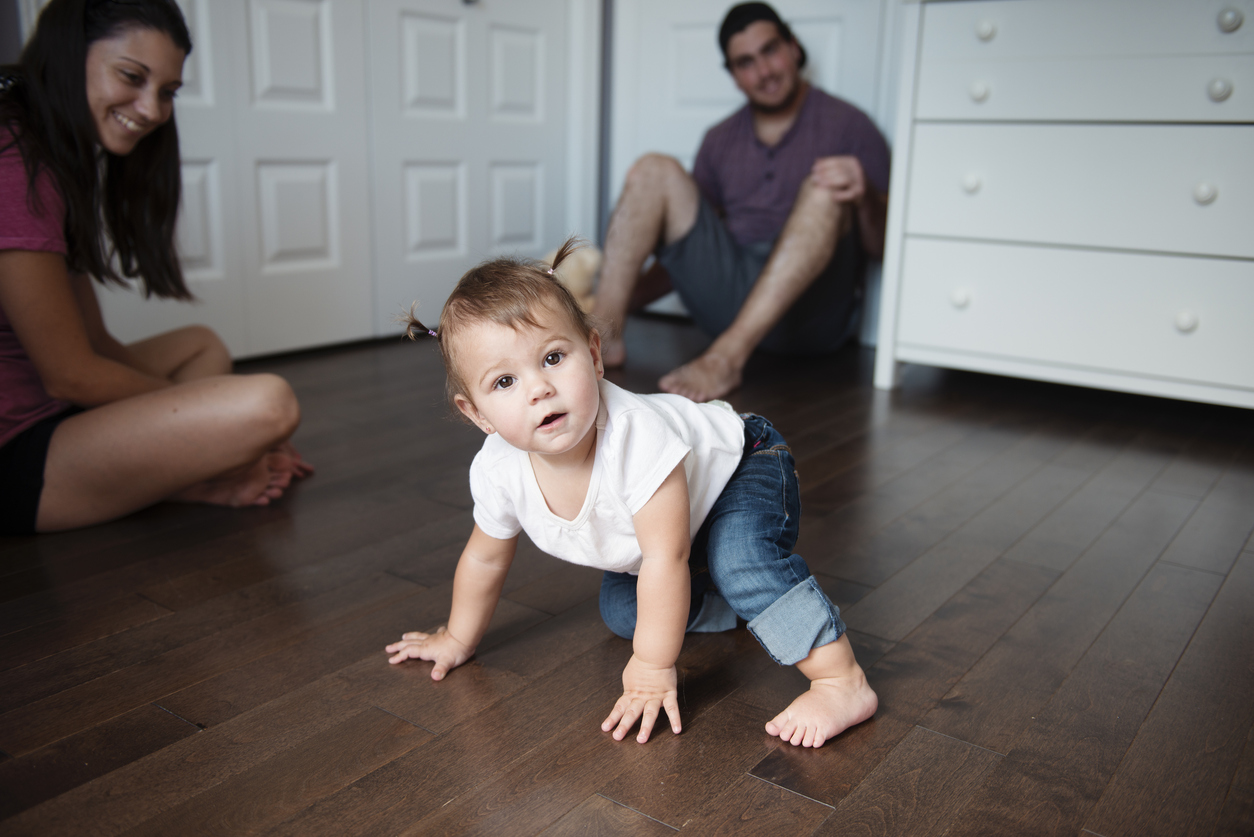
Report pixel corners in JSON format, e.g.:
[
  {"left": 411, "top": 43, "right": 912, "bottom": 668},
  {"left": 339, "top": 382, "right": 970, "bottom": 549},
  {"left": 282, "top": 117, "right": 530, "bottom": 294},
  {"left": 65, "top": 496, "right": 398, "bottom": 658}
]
[{"left": 594, "top": 1, "right": 890, "bottom": 402}]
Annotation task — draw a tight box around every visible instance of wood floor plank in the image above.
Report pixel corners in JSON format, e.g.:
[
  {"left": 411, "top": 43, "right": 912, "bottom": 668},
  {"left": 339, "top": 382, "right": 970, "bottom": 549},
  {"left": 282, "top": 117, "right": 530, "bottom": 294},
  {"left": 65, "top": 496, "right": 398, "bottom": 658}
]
[
  {"left": 153, "top": 582, "right": 456, "bottom": 728},
  {"left": 3, "top": 648, "right": 527, "bottom": 835},
  {"left": 123, "top": 708, "right": 430, "bottom": 837},
  {"left": 503, "top": 562, "right": 603, "bottom": 616},
  {"left": 1084, "top": 548, "right": 1254, "bottom": 837},
  {"left": 0, "top": 513, "right": 463, "bottom": 716},
  {"left": 0, "top": 704, "right": 198, "bottom": 820},
  {"left": 396, "top": 678, "right": 661, "bottom": 837},
  {"left": 0, "top": 573, "right": 423, "bottom": 756},
  {"left": 940, "top": 562, "right": 1221, "bottom": 836},
  {"left": 841, "top": 451, "right": 1097, "bottom": 642},
  {"left": 1002, "top": 429, "right": 1183, "bottom": 573},
  {"left": 597, "top": 699, "right": 775, "bottom": 828},
  {"left": 921, "top": 489, "right": 1199, "bottom": 753},
  {"left": 747, "top": 557, "right": 1058, "bottom": 807},
  {"left": 537, "top": 794, "right": 676, "bottom": 836},
  {"left": 816, "top": 726, "right": 1001, "bottom": 837},
  {"left": 681, "top": 774, "right": 833, "bottom": 836},
  {"left": 1158, "top": 452, "right": 1254, "bottom": 575},
  {"left": 813, "top": 433, "right": 1092, "bottom": 589},
  {"left": 0, "top": 592, "right": 170, "bottom": 672},
  {"left": 265, "top": 639, "right": 635, "bottom": 837},
  {"left": 1214, "top": 720, "right": 1254, "bottom": 837}
]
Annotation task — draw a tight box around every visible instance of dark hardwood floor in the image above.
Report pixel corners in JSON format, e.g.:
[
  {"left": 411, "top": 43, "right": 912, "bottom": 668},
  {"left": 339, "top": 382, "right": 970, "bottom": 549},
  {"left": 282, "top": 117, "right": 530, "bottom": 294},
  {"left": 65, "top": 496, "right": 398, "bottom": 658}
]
[{"left": 2, "top": 314, "right": 1252, "bottom": 836}]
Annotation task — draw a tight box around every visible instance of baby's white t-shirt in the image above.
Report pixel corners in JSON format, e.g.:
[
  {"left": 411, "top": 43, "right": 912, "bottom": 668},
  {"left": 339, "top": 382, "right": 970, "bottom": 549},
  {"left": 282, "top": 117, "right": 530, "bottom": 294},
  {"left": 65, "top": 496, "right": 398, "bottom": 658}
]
[{"left": 469, "top": 379, "right": 745, "bottom": 575}]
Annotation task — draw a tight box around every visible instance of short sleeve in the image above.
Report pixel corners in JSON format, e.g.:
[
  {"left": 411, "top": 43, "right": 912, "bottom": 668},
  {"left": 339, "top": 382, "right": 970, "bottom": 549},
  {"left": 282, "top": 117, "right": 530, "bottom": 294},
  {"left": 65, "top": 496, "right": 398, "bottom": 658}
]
[
  {"left": 691, "top": 130, "right": 723, "bottom": 211},
  {"left": 0, "top": 143, "right": 67, "bottom": 254},
  {"left": 611, "top": 407, "right": 692, "bottom": 516},
  {"left": 469, "top": 450, "right": 522, "bottom": 540}
]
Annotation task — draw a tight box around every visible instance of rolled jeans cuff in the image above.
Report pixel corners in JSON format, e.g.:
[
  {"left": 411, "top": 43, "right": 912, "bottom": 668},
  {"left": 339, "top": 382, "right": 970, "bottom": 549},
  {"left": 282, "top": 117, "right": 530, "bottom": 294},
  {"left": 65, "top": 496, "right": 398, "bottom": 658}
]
[{"left": 747, "top": 576, "right": 846, "bottom": 666}]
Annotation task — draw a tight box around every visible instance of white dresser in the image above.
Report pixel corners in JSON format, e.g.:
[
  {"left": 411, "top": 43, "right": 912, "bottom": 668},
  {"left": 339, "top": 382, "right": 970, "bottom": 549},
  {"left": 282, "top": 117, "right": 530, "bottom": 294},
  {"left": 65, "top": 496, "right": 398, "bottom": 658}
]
[{"left": 874, "top": 0, "right": 1254, "bottom": 408}]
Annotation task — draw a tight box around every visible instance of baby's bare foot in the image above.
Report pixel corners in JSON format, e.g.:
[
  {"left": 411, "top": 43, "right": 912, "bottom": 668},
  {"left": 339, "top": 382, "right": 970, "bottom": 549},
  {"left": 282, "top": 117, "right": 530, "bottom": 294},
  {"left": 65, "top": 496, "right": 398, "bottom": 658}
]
[
  {"left": 765, "top": 672, "right": 878, "bottom": 748},
  {"left": 658, "top": 352, "right": 742, "bottom": 402}
]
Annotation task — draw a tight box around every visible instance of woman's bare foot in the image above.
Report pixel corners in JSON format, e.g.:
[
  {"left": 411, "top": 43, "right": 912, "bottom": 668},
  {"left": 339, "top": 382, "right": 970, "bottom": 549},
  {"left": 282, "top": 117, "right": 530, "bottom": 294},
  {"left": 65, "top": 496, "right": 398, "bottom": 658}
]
[
  {"left": 173, "top": 455, "right": 288, "bottom": 508},
  {"left": 658, "top": 351, "right": 743, "bottom": 402},
  {"left": 765, "top": 671, "right": 878, "bottom": 748},
  {"left": 271, "top": 441, "right": 315, "bottom": 480}
]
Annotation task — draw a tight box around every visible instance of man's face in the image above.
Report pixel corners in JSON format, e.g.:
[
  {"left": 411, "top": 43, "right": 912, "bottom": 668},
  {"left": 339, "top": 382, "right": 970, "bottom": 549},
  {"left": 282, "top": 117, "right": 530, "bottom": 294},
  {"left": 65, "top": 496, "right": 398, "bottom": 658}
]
[{"left": 725, "top": 20, "right": 803, "bottom": 113}]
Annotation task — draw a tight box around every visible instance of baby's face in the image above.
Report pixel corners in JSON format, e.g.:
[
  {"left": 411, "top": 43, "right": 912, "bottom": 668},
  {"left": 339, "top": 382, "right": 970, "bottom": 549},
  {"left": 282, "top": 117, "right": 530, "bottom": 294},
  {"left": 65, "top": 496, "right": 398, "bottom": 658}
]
[{"left": 452, "top": 304, "right": 604, "bottom": 462}]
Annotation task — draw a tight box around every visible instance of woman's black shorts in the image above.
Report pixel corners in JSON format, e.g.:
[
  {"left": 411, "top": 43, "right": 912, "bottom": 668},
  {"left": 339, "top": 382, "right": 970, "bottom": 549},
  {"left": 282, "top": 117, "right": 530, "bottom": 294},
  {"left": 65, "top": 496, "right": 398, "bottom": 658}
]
[{"left": 0, "top": 409, "right": 78, "bottom": 535}]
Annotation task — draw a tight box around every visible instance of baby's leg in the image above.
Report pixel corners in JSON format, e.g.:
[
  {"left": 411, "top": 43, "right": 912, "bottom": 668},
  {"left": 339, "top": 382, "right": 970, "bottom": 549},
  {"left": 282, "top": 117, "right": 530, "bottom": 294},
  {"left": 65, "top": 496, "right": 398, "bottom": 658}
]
[
  {"left": 765, "top": 634, "right": 877, "bottom": 748},
  {"left": 704, "top": 415, "right": 876, "bottom": 747}
]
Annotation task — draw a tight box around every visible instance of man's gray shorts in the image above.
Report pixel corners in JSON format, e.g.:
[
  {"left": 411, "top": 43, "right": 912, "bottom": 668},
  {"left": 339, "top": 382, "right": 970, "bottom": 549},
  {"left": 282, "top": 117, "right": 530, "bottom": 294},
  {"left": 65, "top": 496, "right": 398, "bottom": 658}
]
[{"left": 655, "top": 198, "right": 864, "bottom": 355}]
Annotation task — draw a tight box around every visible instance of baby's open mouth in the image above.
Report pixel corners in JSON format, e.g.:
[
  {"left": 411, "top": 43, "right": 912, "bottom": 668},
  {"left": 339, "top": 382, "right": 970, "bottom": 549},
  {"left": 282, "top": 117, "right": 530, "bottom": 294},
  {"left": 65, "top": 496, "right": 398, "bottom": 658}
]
[{"left": 539, "top": 413, "right": 565, "bottom": 428}]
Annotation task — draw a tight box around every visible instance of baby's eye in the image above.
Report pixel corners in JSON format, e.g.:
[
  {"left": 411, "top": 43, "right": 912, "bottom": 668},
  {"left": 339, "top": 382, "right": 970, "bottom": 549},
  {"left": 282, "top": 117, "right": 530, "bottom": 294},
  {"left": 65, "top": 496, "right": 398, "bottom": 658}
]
[
  {"left": 544, "top": 351, "right": 564, "bottom": 367},
  {"left": 493, "top": 375, "right": 516, "bottom": 390}
]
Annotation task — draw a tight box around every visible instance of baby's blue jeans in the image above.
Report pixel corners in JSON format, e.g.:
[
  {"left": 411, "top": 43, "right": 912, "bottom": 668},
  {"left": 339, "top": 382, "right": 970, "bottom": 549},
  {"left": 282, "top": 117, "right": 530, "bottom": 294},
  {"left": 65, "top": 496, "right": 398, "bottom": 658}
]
[{"left": 598, "top": 414, "right": 846, "bottom": 666}]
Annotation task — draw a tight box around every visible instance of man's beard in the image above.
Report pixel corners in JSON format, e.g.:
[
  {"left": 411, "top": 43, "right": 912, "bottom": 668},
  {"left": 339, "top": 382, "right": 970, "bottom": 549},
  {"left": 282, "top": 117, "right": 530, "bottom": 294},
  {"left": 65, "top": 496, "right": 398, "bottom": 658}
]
[{"left": 749, "top": 76, "right": 804, "bottom": 115}]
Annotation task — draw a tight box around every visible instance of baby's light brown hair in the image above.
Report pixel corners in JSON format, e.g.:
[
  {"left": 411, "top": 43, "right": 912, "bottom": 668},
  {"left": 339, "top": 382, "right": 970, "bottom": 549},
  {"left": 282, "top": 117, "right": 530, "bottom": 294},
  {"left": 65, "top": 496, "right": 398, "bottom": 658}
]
[{"left": 403, "top": 237, "right": 598, "bottom": 420}]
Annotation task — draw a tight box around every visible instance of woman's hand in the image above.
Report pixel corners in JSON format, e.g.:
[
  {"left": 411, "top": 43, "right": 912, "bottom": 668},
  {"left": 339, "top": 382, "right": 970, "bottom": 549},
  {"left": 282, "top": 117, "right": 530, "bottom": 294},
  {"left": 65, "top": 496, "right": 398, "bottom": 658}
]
[
  {"left": 602, "top": 654, "right": 681, "bottom": 743},
  {"left": 385, "top": 626, "right": 475, "bottom": 681}
]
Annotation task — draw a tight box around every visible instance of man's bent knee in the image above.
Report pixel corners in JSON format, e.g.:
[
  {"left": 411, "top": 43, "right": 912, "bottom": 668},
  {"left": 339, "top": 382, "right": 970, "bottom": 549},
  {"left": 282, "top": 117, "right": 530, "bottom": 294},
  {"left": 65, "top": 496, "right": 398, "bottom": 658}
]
[
  {"left": 625, "top": 153, "right": 687, "bottom": 189},
  {"left": 793, "top": 178, "right": 853, "bottom": 237}
]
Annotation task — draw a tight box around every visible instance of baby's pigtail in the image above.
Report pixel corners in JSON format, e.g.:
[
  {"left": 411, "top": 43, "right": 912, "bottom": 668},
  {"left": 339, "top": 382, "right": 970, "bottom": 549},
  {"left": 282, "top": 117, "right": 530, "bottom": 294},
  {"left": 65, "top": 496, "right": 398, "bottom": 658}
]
[
  {"left": 399, "top": 301, "right": 439, "bottom": 341},
  {"left": 547, "top": 235, "right": 585, "bottom": 276}
]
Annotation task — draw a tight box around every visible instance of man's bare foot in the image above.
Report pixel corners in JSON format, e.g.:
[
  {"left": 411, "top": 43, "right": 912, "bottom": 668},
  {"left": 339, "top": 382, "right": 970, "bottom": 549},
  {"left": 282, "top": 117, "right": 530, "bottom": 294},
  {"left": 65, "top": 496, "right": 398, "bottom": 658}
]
[
  {"left": 658, "top": 351, "right": 742, "bottom": 402},
  {"left": 765, "top": 671, "right": 878, "bottom": 748},
  {"left": 603, "top": 336, "right": 627, "bottom": 369}
]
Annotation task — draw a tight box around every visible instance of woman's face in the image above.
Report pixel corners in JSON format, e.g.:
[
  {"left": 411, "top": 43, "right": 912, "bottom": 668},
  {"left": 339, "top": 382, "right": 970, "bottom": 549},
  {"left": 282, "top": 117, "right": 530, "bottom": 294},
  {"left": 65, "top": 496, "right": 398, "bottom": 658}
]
[{"left": 85, "top": 27, "right": 186, "bottom": 155}]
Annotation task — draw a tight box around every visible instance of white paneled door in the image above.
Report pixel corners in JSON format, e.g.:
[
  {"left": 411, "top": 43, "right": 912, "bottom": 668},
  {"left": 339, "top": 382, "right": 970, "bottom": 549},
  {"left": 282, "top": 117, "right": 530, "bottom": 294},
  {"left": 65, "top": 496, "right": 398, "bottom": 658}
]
[
  {"left": 367, "top": 0, "right": 571, "bottom": 335},
  {"left": 93, "top": 0, "right": 374, "bottom": 357}
]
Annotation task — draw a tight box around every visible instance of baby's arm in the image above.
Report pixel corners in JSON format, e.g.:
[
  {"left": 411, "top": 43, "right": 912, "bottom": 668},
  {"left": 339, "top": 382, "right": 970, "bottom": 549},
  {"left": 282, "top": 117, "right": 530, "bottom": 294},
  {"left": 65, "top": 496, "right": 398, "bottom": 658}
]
[
  {"left": 386, "top": 524, "right": 517, "bottom": 680},
  {"left": 603, "top": 463, "right": 692, "bottom": 743}
]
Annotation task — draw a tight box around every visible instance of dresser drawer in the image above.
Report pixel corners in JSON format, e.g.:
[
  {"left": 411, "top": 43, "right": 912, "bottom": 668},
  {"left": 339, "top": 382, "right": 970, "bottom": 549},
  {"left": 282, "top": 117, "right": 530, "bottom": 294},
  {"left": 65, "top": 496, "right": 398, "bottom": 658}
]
[
  {"left": 916, "top": 0, "right": 1254, "bottom": 122},
  {"left": 895, "top": 238, "right": 1254, "bottom": 391},
  {"left": 920, "top": 0, "right": 1253, "bottom": 62},
  {"left": 905, "top": 123, "right": 1254, "bottom": 259},
  {"left": 914, "top": 55, "right": 1254, "bottom": 123}
]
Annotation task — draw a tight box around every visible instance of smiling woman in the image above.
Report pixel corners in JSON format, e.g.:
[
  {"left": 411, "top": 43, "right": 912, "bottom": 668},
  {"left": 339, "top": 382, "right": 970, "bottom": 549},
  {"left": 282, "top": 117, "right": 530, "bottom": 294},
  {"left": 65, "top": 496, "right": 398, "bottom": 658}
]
[{"left": 0, "top": 0, "right": 312, "bottom": 534}]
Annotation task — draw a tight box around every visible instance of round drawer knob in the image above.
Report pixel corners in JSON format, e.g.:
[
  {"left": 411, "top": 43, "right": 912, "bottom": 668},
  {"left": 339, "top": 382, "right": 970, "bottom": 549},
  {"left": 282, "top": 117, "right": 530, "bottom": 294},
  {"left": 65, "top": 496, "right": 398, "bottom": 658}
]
[
  {"left": 1208, "top": 77, "right": 1233, "bottom": 102},
  {"left": 975, "top": 20, "right": 997, "bottom": 41},
  {"left": 950, "top": 288, "right": 972, "bottom": 309},
  {"left": 1175, "top": 310, "right": 1199, "bottom": 334},
  {"left": 1218, "top": 8, "right": 1244, "bottom": 33},
  {"left": 970, "top": 81, "right": 991, "bottom": 103},
  {"left": 962, "top": 173, "right": 982, "bottom": 194},
  {"left": 1194, "top": 182, "right": 1218, "bottom": 205}
]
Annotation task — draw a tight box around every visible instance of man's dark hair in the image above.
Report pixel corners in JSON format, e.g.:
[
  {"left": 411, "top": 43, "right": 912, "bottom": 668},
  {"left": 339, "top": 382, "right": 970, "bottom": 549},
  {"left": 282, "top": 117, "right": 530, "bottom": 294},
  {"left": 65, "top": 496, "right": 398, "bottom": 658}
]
[
  {"left": 0, "top": 0, "right": 194, "bottom": 299},
  {"left": 718, "top": 2, "right": 807, "bottom": 71}
]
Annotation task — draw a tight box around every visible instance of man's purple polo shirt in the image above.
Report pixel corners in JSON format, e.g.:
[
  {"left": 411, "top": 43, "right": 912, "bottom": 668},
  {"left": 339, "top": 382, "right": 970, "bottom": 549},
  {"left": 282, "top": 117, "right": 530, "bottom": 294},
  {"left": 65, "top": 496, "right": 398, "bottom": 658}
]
[{"left": 691, "top": 86, "right": 890, "bottom": 247}]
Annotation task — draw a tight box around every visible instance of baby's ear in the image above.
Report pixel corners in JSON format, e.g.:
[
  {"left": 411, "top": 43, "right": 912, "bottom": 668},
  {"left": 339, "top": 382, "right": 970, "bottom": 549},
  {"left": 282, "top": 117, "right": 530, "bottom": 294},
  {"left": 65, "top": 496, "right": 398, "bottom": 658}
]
[
  {"left": 588, "top": 330, "right": 605, "bottom": 378},
  {"left": 454, "top": 394, "right": 495, "bottom": 435}
]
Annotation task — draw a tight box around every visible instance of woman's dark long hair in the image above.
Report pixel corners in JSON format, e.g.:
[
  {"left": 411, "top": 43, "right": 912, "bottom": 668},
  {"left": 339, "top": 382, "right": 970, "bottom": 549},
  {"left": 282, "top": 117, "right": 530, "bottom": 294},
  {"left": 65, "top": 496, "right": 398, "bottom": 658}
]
[{"left": 0, "top": 0, "right": 193, "bottom": 299}]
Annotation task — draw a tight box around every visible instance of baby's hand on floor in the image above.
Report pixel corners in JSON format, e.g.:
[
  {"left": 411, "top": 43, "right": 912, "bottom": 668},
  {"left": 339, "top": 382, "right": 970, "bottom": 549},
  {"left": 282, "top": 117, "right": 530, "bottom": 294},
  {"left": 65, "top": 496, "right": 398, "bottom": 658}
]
[
  {"left": 385, "top": 626, "right": 474, "bottom": 680},
  {"left": 602, "top": 655, "right": 681, "bottom": 743}
]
